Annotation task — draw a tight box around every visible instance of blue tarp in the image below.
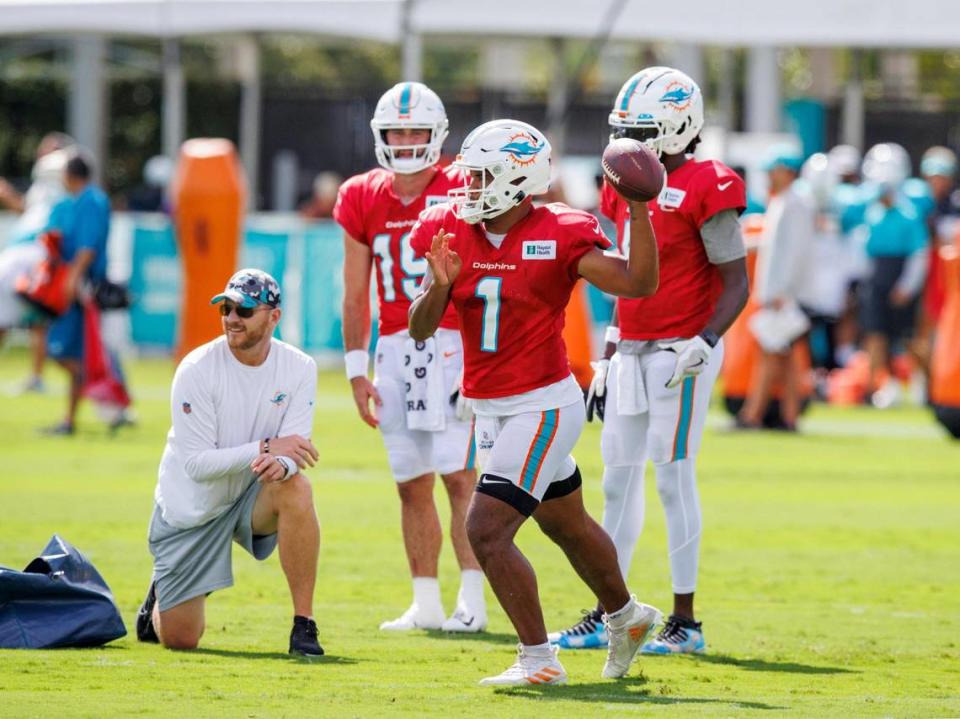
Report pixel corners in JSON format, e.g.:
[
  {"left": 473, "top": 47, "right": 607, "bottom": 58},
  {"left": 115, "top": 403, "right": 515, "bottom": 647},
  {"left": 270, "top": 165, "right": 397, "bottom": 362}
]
[{"left": 0, "top": 535, "right": 126, "bottom": 649}]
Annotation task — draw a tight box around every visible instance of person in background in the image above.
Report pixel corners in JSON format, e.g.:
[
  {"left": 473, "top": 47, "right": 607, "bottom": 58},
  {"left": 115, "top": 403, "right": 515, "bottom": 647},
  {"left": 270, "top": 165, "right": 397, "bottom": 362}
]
[
  {"left": 738, "top": 146, "right": 814, "bottom": 431},
  {"left": 42, "top": 152, "right": 111, "bottom": 435},
  {"left": 0, "top": 132, "right": 75, "bottom": 393},
  {"left": 913, "top": 147, "right": 960, "bottom": 385},
  {"left": 828, "top": 144, "right": 866, "bottom": 367},
  {"left": 126, "top": 155, "right": 173, "bottom": 213},
  {"left": 299, "top": 172, "right": 342, "bottom": 220},
  {"left": 858, "top": 143, "right": 929, "bottom": 409},
  {"left": 797, "top": 153, "right": 848, "bottom": 378}
]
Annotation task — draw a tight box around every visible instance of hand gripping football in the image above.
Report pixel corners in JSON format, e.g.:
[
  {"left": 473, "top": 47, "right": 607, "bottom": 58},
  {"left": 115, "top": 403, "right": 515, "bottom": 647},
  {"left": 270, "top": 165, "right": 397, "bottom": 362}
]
[{"left": 601, "top": 138, "right": 665, "bottom": 202}]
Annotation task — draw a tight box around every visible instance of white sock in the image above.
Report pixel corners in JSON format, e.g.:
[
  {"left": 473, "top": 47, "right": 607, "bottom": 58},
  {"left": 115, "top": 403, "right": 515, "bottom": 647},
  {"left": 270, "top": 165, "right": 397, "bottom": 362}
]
[
  {"left": 458, "top": 569, "right": 485, "bottom": 612},
  {"left": 654, "top": 456, "right": 702, "bottom": 594},
  {"left": 606, "top": 597, "right": 637, "bottom": 628},
  {"left": 412, "top": 576, "right": 443, "bottom": 614},
  {"left": 522, "top": 642, "right": 553, "bottom": 658},
  {"left": 601, "top": 464, "right": 646, "bottom": 580}
]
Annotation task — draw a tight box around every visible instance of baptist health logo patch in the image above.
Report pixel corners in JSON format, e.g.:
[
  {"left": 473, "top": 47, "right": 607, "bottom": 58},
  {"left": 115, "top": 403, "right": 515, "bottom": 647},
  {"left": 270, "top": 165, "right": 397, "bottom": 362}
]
[{"left": 522, "top": 240, "right": 556, "bottom": 260}]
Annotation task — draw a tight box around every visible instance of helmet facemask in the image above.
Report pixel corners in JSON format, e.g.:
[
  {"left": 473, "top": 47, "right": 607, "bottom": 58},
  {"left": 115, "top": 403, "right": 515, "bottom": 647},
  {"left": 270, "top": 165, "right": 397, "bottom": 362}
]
[{"left": 373, "top": 124, "right": 448, "bottom": 175}]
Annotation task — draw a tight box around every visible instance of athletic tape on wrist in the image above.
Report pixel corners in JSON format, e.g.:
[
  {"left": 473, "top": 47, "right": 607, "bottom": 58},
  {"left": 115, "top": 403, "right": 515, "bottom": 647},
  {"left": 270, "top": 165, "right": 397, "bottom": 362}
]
[
  {"left": 275, "top": 455, "right": 296, "bottom": 480},
  {"left": 604, "top": 326, "right": 621, "bottom": 345},
  {"left": 344, "top": 350, "right": 370, "bottom": 380}
]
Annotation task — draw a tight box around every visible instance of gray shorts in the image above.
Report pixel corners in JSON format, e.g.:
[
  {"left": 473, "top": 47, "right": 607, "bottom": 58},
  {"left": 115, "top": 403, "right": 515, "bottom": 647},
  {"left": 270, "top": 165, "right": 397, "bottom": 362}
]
[{"left": 148, "top": 480, "right": 278, "bottom": 612}]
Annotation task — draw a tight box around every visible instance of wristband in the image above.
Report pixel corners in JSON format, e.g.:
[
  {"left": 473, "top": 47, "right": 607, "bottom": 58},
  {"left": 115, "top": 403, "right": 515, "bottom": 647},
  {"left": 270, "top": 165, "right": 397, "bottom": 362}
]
[
  {"left": 604, "top": 326, "right": 621, "bottom": 345},
  {"left": 344, "top": 350, "right": 370, "bottom": 380},
  {"left": 263, "top": 438, "right": 271, "bottom": 454},
  {"left": 275, "top": 455, "right": 296, "bottom": 480}
]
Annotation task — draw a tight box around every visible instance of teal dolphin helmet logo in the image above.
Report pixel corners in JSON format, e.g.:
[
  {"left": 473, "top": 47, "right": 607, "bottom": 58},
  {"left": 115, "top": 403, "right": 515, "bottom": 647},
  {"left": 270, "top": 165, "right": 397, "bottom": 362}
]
[
  {"left": 499, "top": 140, "right": 542, "bottom": 158},
  {"left": 659, "top": 84, "right": 694, "bottom": 108}
]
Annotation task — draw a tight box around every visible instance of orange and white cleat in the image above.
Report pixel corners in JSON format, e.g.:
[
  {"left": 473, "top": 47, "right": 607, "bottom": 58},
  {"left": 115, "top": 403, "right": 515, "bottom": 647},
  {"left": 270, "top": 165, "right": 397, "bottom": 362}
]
[
  {"left": 601, "top": 597, "right": 662, "bottom": 679},
  {"left": 479, "top": 644, "right": 568, "bottom": 686}
]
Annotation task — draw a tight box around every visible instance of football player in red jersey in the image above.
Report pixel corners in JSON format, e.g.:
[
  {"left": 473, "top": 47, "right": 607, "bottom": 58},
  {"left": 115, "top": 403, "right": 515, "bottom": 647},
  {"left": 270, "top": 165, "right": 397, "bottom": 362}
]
[
  {"left": 409, "top": 119, "right": 662, "bottom": 686},
  {"left": 334, "top": 82, "right": 485, "bottom": 633},
  {"left": 550, "top": 67, "right": 749, "bottom": 656}
]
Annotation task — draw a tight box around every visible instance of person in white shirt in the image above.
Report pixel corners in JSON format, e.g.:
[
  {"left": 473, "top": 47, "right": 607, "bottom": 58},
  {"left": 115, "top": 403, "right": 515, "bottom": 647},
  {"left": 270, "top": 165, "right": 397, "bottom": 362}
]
[
  {"left": 739, "top": 147, "right": 815, "bottom": 431},
  {"left": 135, "top": 269, "right": 323, "bottom": 656}
]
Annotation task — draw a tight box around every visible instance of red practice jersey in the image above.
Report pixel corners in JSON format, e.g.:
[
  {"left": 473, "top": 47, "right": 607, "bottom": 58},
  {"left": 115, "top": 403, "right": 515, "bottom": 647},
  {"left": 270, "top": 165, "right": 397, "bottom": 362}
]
[
  {"left": 334, "top": 165, "right": 462, "bottom": 336},
  {"left": 410, "top": 202, "right": 611, "bottom": 399},
  {"left": 601, "top": 159, "right": 746, "bottom": 340}
]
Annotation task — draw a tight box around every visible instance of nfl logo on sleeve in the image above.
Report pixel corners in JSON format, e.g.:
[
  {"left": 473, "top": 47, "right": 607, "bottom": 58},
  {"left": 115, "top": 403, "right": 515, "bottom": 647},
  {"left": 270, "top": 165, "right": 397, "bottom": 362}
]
[{"left": 522, "top": 240, "right": 557, "bottom": 260}]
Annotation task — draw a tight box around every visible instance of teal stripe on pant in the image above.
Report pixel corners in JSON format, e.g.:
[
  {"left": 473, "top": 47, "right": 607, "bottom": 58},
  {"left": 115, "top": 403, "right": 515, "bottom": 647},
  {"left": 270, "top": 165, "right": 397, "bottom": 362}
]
[
  {"left": 672, "top": 376, "right": 696, "bottom": 461},
  {"left": 521, "top": 409, "right": 559, "bottom": 492}
]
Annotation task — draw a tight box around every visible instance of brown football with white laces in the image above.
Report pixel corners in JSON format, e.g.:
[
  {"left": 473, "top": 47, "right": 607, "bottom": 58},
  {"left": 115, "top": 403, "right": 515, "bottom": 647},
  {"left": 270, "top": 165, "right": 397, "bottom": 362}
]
[{"left": 601, "top": 138, "right": 665, "bottom": 202}]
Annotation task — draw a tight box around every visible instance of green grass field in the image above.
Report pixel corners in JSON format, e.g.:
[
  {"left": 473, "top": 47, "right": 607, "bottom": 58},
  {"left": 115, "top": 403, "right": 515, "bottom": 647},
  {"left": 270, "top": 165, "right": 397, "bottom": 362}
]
[{"left": 0, "top": 350, "right": 958, "bottom": 718}]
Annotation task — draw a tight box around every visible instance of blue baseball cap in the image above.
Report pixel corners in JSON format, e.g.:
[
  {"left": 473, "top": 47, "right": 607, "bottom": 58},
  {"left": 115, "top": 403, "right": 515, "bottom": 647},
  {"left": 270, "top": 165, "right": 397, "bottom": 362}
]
[
  {"left": 762, "top": 144, "right": 804, "bottom": 173},
  {"left": 210, "top": 268, "right": 281, "bottom": 309}
]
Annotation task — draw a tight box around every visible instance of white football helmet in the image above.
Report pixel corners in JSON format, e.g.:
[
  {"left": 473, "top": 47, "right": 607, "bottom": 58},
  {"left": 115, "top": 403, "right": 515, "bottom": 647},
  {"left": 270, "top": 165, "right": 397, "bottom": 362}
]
[
  {"left": 608, "top": 66, "right": 704, "bottom": 156},
  {"left": 862, "top": 143, "right": 912, "bottom": 188},
  {"left": 449, "top": 119, "right": 551, "bottom": 224},
  {"left": 827, "top": 144, "right": 861, "bottom": 180},
  {"left": 370, "top": 82, "right": 449, "bottom": 174},
  {"left": 799, "top": 152, "right": 838, "bottom": 210}
]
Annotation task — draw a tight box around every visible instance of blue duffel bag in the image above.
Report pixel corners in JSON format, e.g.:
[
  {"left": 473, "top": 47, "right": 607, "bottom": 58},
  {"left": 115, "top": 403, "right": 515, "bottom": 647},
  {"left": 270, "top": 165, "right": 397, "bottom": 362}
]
[{"left": 0, "top": 535, "right": 126, "bottom": 648}]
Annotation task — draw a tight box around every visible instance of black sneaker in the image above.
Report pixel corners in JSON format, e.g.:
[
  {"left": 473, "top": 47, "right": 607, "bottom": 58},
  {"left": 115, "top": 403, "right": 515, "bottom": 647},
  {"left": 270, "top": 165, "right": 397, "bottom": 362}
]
[
  {"left": 289, "top": 616, "right": 324, "bottom": 657},
  {"left": 547, "top": 608, "right": 608, "bottom": 649},
  {"left": 136, "top": 581, "right": 159, "bottom": 643}
]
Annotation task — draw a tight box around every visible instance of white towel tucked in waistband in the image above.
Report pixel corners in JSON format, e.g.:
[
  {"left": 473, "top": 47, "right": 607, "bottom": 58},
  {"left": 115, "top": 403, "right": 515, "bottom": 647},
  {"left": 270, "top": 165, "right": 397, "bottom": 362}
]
[
  {"left": 403, "top": 336, "right": 446, "bottom": 431},
  {"left": 616, "top": 352, "right": 648, "bottom": 415}
]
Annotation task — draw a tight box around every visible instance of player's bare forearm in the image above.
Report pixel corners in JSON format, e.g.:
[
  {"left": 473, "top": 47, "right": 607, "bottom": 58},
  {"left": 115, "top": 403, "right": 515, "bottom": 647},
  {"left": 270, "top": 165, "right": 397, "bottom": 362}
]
[
  {"left": 704, "top": 257, "right": 749, "bottom": 336},
  {"left": 341, "top": 234, "right": 373, "bottom": 352},
  {"left": 408, "top": 278, "right": 450, "bottom": 341},
  {"left": 578, "top": 203, "right": 658, "bottom": 298},
  {"left": 624, "top": 200, "right": 659, "bottom": 295},
  {"left": 342, "top": 295, "right": 371, "bottom": 352}
]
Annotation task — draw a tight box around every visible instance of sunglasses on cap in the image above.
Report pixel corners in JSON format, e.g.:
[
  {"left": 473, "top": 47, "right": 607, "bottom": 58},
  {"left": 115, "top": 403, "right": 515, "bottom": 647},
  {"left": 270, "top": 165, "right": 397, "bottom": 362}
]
[{"left": 218, "top": 303, "right": 271, "bottom": 319}]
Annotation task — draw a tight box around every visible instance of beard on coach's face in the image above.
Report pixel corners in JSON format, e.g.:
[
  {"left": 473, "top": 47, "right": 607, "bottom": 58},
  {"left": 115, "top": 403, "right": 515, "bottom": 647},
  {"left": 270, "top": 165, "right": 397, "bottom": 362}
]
[{"left": 222, "top": 310, "right": 276, "bottom": 351}]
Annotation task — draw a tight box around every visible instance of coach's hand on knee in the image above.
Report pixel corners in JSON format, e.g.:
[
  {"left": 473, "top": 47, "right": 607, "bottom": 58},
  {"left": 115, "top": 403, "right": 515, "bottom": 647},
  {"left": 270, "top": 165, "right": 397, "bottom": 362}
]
[
  {"left": 251, "top": 453, "right": 289, "bottom": 483},
  {"left": 269, "top": 435, "right": 319, "bottom": 468}
]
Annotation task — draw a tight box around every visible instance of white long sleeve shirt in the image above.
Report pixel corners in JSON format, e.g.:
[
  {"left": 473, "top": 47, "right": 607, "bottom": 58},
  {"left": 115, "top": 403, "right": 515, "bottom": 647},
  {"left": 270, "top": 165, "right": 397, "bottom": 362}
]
[
  {"left": 156, "top": 336, "right": 317, "bottom": 529},
  {"left": 755, "top": 185, "right": 816, "bottom": 305}
]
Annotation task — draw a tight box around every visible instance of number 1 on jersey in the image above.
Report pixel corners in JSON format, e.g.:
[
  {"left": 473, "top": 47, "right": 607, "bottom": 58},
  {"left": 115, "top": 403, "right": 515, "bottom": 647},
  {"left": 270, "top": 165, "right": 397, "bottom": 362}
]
[{"left": 475, "top": 276, "right": 502, "bottom": 352}]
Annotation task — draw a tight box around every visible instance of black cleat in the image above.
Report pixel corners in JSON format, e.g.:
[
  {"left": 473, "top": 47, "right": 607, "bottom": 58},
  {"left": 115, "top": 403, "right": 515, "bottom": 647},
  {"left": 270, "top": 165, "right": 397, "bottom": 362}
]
[
  {"left": 289, "top": 616, "right": 324, "bottom": 657},
  {"left": 136, "top": 581, "right": 159, "bottom": 643}
]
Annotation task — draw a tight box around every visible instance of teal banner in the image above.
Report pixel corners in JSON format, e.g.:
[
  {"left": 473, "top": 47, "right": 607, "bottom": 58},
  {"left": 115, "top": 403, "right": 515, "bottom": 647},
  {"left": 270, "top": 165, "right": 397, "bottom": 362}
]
[{"left": 128, "top": 221, "right": 179, "bottom": 350}]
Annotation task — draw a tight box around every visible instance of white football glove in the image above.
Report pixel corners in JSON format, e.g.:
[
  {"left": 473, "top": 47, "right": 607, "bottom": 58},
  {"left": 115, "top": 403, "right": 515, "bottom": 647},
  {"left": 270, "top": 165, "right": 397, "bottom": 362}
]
[
  {"left": 657, "top": 336, "right": 712, "bottom": 389},
  {"left": 449, "top": 369, "right": 474, "bottom": 422},
  {"left": 585, "top": 358, "right": 610, "bottom": 422}
]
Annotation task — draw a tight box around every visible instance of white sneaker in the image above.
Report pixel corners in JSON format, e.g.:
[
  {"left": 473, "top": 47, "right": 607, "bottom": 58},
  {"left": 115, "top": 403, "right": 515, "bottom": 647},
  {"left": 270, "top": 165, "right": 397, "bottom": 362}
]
[
  {"left": 479, "top": 644, "right": 568, "bottom": 686},
  {"left": 442, "top": 605, "right": 487, "bottom": 633},
  {"left": 379, "top": 603, "right": 445, "bottom": 631},
  {"left": 601, "top": 598, "right": 662, "bottom": 679}
]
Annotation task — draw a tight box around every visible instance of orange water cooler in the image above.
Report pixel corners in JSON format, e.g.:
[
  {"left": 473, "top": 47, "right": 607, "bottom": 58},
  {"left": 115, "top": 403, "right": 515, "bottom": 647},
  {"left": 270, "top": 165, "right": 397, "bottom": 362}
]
[
  {"left": 931, "top": 237, "right": 960, "bottom": 438},
  {"left": 171, "top": 139, "right": 247, "bottom": 360}
]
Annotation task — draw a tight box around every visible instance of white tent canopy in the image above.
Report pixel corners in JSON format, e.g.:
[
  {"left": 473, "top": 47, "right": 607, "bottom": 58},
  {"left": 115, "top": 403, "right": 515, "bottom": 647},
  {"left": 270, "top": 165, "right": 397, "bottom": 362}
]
[{"left": 1, "top": 0, "right": 959, "bottom": 48}]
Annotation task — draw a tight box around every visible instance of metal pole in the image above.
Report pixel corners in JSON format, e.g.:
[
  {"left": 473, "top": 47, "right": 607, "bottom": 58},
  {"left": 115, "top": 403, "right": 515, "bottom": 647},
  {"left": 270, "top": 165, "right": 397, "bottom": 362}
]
[
  {"left": 237, "top": 34, "right": 261, "bottom": 209},
  {"left": 401, "top": 0, "right": 422, "bottom": 81},
  {"left": 162, "top": 37, "right": 185, "bottom": 161},
  {"left": 68, "top": 35, "right": 108, "bottom": 181}
]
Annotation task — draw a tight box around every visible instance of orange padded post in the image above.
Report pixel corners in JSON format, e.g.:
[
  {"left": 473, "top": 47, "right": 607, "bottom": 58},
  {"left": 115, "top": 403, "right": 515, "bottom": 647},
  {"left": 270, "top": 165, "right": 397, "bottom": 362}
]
[
  {"left": 931, "top": 237, "right": 960, "bottom": 437},
  {"left": 171, "top": 139, "right": 247, "bottom": 360}
]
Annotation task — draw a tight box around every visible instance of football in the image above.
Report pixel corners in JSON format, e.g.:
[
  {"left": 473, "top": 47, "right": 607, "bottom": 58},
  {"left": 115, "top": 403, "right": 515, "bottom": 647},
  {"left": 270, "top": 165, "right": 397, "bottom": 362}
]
[{"left": 601, "top": 138, "right": 665, "bottom": 202}]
